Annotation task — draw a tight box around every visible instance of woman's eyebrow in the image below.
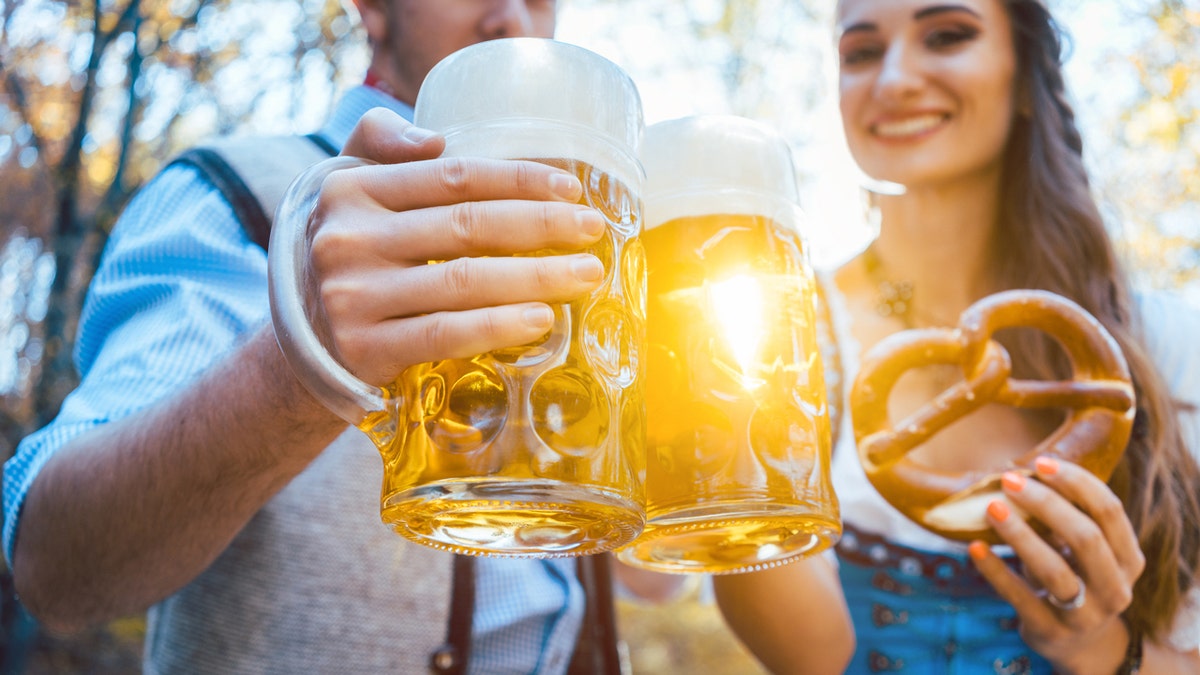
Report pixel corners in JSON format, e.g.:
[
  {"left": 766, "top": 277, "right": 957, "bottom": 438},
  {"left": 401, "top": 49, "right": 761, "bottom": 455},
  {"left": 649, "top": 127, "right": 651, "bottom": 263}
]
[
  {"left": 840, "top": 4, "right": 982, "bottom": 37},
  {"left": 840, "top": 21, "right": 878, "bottom": 37},
  {"left": 913, "top": 4, "right": 984, "bottom": 21}
]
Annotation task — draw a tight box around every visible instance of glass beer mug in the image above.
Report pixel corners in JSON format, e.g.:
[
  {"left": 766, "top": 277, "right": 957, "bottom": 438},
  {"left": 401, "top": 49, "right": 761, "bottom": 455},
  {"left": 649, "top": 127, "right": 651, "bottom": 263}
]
[
  {"left": 617, "top": 115, "right": 840, "bottom": 574},
  {"left": 269, "top": 38, "right": 647, "bottom": 557}
]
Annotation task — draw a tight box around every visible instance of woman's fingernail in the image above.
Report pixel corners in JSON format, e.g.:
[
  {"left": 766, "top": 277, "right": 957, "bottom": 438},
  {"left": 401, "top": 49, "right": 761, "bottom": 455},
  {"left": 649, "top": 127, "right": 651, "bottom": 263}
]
[
  {"left": 571, "top": 255, "right": 604, "bottom": 282},
  {"left": 1001, "top": 471, "right": 1026, "bottom": 493},
  {"left": 550, "top": 173, "right": 582, "bottom": 201},
  {"left": 987, "top": 499, "right": 1010, "bottom": 523},
  {"left": 1035, "top": 457, "right": 1059, "bottom": 476},
  {"left": 523, "top": 306, "right": 553, "bottom": 329},
  {"left": 576, "top": 208, "right": 605, "bottom": 237},
  {"left": 968, "top": 541, "right": 989, "bottom": 562}
]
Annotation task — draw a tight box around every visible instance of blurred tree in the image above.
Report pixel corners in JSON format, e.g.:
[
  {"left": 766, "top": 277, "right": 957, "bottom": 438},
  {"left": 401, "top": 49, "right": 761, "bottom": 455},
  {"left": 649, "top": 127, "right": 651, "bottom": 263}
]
[
  {"left": 0, "top": 0, "right": 367, "bottom": 458},
  {"left": 1075, "top": 0, "right": 1200, "bottom": 295},
  {"left": 1, "top": 0, "right": 365, "bottom": 670}
]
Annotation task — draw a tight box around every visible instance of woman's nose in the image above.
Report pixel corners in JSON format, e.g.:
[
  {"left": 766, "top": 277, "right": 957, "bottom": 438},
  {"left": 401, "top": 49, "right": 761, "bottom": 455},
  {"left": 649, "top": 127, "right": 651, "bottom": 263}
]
[{"left": 874, "top": 45, "right": 924, "bottom": 102}]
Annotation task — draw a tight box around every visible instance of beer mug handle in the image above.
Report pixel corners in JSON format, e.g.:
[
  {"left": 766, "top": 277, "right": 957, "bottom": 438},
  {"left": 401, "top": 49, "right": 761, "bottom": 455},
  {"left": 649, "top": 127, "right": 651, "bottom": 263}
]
[{"left": 268, "top": 156, "right": 385, "bottom": 426}]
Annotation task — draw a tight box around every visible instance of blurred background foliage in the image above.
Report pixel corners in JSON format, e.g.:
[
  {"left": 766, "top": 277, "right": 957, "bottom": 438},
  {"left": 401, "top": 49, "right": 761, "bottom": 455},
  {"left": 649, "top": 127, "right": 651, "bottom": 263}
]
[{"left": 1, "top": 0, "right": 1197, "bottom": 672}]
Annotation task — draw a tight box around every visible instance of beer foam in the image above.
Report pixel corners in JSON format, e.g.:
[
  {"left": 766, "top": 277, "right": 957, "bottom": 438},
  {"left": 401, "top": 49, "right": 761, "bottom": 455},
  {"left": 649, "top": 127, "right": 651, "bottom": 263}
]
[
  {"left": 642, "top": 115, "right": 801, "bottom": 229},
  {"left": 415, "top": 38, "right": 644, "bottom": 189}
]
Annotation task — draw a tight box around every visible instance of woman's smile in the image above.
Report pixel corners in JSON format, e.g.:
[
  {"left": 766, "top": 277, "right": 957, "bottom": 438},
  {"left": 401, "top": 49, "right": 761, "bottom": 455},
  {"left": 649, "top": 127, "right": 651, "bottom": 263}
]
[{"left": 871, "top": 111, "right": 951, "bottom": 140}]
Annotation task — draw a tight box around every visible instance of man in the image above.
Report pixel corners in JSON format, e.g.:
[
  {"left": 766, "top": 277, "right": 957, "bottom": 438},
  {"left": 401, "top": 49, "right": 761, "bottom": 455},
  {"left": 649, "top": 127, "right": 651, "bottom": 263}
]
[{"left": 3, "top": 2, "right": 619, "bottom": 672}]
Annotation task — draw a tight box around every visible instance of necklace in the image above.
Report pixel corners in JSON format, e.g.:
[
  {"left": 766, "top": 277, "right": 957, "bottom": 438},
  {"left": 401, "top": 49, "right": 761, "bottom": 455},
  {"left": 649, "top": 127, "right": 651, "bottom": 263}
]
[
  {"left": 861, "top": 243, "right": 915, "bottom": 326},
  {"left": 860, "top": 243, "right": 964, "bottom": 391}
]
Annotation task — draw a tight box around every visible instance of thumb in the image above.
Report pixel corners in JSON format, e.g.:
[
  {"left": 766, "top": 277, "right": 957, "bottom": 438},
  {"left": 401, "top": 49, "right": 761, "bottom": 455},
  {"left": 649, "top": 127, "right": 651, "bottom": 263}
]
[{"left": 341, "top": 107, "right": 445, "bottom": 164}]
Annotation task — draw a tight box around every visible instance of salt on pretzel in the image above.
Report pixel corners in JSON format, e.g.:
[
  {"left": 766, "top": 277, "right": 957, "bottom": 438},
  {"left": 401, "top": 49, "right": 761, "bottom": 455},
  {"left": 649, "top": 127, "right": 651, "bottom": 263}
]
[{"left": 851, "top": 289, "right": 1135, "bottom": 542}]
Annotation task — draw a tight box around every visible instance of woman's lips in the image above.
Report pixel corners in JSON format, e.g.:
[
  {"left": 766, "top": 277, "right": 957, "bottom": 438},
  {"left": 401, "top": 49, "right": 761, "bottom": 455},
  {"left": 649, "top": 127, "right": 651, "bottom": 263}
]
[{"left": 871, "top": 113, "right": 949, "bottom": 139}]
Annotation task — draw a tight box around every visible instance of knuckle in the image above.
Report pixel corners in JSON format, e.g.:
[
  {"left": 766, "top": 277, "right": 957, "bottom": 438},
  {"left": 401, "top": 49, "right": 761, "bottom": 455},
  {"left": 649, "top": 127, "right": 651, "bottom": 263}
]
[
  {"left": 539, "top": 202, "right": 562, "bottom": 239},
  {"left": 1096, "top": 492, "right": 1125, "bottom": 522},
  {"left": 357, "top": 108, "right": 399, "bottom": 154},
  {"left": 315, "top": 167, "right": 363, "bottom": 213},
  {"left": 513, "top": 160, "right": 536, "bottom": 194},
  {"left": 439, "top": 157, "right": 472, "bottom": 195},
  {"left": 478, "top": 311, "right": 504, "bottom": 342},
  {"left": 1112, "top": 586, "right": 1134, "bottom": 611},
  {"left": 329, "top": 329, "right": 368, "bottom": 375},
  {"left": 1077, "top": 614, "right": 1104, "bottom": 634},
  {"left": 534, "top": 257, "right": 560, "bottom": 288},
  {"left": 308, "top": 226, "right": 353, "bottom": 274},
  {"left": 317, "top": 278, "right": 356, "bottom": 325},
  {"left": 359, "top": 106, "right": 392, "bottom": 129},
  {"left": 1131, "top": 548, "right": 1146, "bottom": 576},
  {"left": 1074, "top": 523, "right": 1106, "bottom": 555},
  {"left": 443, "top": 258, "right": 476, "bottom": 294},
  {"left": 448, "top": 202, "right": 480, "bottom": 248},
  {"left": 418, "top": 317, "right": 447, "bottom": 360}
]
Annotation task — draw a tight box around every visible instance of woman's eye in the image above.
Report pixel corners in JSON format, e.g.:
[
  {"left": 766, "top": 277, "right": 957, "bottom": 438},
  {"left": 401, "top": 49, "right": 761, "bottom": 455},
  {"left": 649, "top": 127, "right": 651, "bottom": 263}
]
[
  {"left": 841, "top": 45, "right": 884, "bottom": 66},
  {"left": 925, "top": 26, "right": 979, "bottom": 49}
]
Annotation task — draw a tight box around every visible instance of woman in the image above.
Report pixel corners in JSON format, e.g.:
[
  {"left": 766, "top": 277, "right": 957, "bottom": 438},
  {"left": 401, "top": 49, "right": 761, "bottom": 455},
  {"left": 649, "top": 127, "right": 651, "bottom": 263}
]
[{"left": 714, "top": 1, "right": 1200, "bottom": 673}]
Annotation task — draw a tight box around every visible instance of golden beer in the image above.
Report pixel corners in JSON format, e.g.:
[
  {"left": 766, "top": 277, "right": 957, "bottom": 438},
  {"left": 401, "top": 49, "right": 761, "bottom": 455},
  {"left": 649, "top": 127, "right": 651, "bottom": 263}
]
[
  {"left": 271, "top": 38, "right": 648, "bottom": 558},
  {"left": 364, "top": 156, "right": 646, "bottom": 557},
  {"left": 617, "top": 116, "right": 839, "bottom": 573}
]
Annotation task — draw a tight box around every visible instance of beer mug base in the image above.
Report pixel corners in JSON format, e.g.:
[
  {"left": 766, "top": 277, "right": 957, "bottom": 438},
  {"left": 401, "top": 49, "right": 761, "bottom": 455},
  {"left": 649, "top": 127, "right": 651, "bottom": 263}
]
[
  {"left": 615, "top": 503, "right": 840, "bottom": 574},
  {"left": 380, "top": 479, "right": 644, "bottom": 557}
]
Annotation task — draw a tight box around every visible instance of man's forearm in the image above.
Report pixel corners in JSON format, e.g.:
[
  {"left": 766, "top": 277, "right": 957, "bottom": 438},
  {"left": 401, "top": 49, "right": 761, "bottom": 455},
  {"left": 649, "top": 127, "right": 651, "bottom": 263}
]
[{"left": 11, "top": 326, "right": 346, "bottom": 633}]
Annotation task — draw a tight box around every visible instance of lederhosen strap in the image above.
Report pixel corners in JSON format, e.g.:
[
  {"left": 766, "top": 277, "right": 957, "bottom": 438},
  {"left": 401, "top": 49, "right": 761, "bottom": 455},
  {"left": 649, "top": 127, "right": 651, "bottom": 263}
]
[
  {"left": 172, "top": 133, "right": 334, "bottom": 250},
  {"left": 173, "top": 134, "right": 621, "bottom": 673},
  {"left": 432, "top": 555, "right": 622, "bottom": 675},
  {"left": 430, "top": 555, "right": 476, "bottom": 674},
  {"left": 568, "top": 555, "right": 622, "bottom": 675}
]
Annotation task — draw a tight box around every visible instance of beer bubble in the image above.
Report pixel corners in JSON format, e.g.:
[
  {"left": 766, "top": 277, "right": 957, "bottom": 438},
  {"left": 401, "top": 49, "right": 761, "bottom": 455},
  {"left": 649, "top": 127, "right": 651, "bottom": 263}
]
[
  {"left": 422, "top": 362, "right": 507, "bottom": 454},
  {"left": 582, "top": 299, "right": 639, "bottom": 388},
  {"left": 530, "top": 368, "right": 610, "bottom": 458},
  {"left": 748, "top": 402, "right": 818, "bottom": 479},
  {"left": 586, "top": 163, "right": 639, "bottom": 237},
  {"left": 621, "top": 238, "right": 647, "bottom": 316},
  {"left": 586, "top": 229, "right": 615, "bottom": 283}
]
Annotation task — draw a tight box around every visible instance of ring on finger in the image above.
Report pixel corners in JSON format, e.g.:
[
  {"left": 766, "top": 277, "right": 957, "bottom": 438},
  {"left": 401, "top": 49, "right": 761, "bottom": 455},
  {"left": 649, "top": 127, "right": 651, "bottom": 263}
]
[{"left": 1041, "top": 576, "right": 1086, "bottom": 611}]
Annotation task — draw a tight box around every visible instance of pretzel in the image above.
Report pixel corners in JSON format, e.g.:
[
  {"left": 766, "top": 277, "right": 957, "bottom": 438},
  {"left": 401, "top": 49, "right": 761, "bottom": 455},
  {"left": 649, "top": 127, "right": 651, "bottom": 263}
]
[{"left": 851, "top": 289, "right": 1135, "bottom": 542}]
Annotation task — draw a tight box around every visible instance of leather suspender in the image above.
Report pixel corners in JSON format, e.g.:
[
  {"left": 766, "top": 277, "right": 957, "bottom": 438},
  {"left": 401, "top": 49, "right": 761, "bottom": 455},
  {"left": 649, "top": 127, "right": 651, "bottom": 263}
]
[
  {"left": 569, "top": 555, "right": 623, "bottom": 675},
  {"left": 430, "top": 556, "right": 476, "bottom": 674},
  {"left": 171, "top": 133, "right": 334, "bottom": 251}
]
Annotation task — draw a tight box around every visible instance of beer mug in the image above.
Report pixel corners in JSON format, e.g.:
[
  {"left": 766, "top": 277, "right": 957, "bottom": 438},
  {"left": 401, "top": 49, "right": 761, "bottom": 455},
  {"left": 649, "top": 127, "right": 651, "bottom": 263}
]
[
  {"left": 270, "top": 38, "right": 647, "bottom": 557},
  {"left": 617, "top": 115, "right": 840, "bottom": 574}
]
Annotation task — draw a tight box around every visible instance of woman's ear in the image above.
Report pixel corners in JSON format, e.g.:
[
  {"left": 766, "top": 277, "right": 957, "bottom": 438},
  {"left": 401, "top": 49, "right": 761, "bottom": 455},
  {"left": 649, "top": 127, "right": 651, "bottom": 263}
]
[{"left": 351, "top": 0, "right": 388, "bottom": 47}]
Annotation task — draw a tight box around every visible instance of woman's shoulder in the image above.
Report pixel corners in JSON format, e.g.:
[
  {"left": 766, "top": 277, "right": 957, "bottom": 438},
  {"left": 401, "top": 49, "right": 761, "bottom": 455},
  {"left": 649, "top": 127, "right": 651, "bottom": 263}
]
[
  {"left": 1133, "top": 288, "right": 1200, "bottom": 464},
  {"left": 1133, "top": 288, "right": 1200, "bottom": 388},
  {"left": 1134, "top": 287, "right": 1200, "bottom": 327}
]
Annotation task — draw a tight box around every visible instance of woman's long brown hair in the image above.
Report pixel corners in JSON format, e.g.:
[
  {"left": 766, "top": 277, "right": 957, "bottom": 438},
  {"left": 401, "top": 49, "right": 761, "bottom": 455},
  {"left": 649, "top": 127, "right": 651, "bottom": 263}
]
[{"left": 994, "top": 0, "right": 1200, "bottom": 640}]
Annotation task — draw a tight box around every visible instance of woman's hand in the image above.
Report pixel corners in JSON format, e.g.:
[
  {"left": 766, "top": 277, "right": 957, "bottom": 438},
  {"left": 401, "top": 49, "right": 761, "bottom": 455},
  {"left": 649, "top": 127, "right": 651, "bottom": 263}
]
[
  {"left": 306, "top": 107, "right": 607, "bottom": 386},
  {"left": 969, "top": 456, "right": 1144, "bottom": 675}
]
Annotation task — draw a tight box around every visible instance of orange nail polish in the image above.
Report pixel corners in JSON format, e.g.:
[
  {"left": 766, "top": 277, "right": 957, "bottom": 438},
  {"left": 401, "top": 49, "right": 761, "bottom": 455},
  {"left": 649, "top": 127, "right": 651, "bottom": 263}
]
[
  {"left": 1001, "top": 471, "right": 1026, "bottom": 492},
  {"left": 987, "top": 499, "right": 1010, "bottom": 523},
  {"left": 1035, "top": 457, "right": 1059, "bottom": 476},
  {"left": 968, "top": 541, "right": 989, "bottom": 562}
]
